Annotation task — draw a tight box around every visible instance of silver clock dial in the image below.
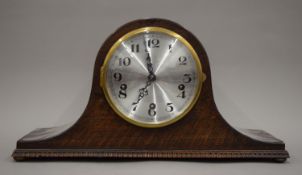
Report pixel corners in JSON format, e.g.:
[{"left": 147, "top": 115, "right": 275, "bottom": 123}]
[{"left": 102, "top": 27, "right": 202, "bottom": 127}]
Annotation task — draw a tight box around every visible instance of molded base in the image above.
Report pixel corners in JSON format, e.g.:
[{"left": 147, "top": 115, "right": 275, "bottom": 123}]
[{"left": 13, "top": 149, "right": 289, "bottom": 161}]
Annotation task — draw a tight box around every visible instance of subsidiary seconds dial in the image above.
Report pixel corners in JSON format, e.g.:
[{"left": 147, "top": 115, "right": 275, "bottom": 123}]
[{"left": 101, "top": 27, "right": 204, "bottom": 128}]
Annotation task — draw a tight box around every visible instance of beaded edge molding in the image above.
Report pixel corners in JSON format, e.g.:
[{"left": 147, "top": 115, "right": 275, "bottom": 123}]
[{"left": 13, "top": 149, "right": 289, "bottom": 161}]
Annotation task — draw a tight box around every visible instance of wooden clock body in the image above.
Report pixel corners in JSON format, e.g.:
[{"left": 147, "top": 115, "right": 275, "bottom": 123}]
[{"left": 13, "top": 19, "right": 289, "bottom": 161}]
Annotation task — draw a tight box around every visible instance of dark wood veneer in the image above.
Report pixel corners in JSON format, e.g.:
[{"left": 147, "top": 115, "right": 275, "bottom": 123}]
[{"left": 12, "top": 18, "right": 289, "bottom": 162}]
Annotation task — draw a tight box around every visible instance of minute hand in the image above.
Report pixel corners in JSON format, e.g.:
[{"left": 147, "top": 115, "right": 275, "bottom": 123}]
[{"left": 146, "top": 53, "right": 156, "bottom": 81}]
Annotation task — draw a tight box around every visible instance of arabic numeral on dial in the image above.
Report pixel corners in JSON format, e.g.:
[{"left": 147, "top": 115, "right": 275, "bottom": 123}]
[
  {"left": 118, "top": 84, "right": 127, "bottom": 99},
  {"left": 183, "top": 74, "right": 192, "bottom": 83},
  {"left": 177, "top": 84, "right": 186, "bottom": 98},
  {"left": 178, "top": 56, "right": 187, "bottom": 65},
  {"left": 148, "top": 103, "right": 156, "bottom": 117},
  {"left": 131, "top": 44, "right": 139, "bottom": 52},
  {"left": 119, "top": 57, "right": 131, "bottom": 66},
  {"left": 146, "top": 39, "right": 160, "bottom": 48},
  {"left": 165, "top": 103, "right": 174, "bottom": 112},
  {"left": 113, "top": 72, "right": 122, "bottom": 81}
]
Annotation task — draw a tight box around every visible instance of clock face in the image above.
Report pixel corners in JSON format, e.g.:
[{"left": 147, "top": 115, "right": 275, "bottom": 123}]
[{"left": 101, "top": 27, "right": 203, "bottom": 128}]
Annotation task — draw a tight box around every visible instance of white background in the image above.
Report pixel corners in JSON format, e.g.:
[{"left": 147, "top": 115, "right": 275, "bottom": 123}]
[{"left": 0, "top": 0, "right": 301, "bottom": 174}]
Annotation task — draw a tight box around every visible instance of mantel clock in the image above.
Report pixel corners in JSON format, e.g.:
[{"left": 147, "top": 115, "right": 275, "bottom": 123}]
[{"left": 13, "top": 19, "right": 289, "bottom": 162}]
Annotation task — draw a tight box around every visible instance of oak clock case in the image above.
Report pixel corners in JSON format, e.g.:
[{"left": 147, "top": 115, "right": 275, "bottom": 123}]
[{"left": 12, "top": 19, "right": 289, "bottom": 162}]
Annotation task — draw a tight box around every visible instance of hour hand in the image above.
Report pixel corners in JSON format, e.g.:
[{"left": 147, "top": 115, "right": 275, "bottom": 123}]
[{"left": 146, "top": 53, "right": 152, "bottom": 72}]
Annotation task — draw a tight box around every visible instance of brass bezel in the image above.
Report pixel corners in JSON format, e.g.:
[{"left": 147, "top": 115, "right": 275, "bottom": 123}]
[{"left": 100, "top": 27, "right": 204, "bottom": 128}]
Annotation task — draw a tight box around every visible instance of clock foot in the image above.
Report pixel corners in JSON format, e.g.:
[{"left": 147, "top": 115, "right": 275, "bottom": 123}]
[
  {"left": 274, "top": 158, "right": 287, "bottom": 163},
  {"left": 13, "top": 156, "right": 25, "bottom": 162}
]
